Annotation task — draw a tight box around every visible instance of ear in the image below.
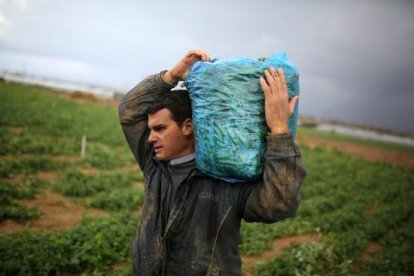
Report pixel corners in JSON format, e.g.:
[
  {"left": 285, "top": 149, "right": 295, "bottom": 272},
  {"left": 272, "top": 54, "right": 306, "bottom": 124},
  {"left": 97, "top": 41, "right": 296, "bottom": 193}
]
[{"left": 181, "top": 118, "right": 193, "bottom": 136}]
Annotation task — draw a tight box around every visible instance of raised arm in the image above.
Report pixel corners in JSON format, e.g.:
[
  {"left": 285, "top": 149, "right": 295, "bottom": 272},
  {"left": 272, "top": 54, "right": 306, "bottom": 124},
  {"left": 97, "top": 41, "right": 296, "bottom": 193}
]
[
  {"left": 241, "top": 67, "right": 306, "bottom": 222},
  {"left": 118, "top": 49, "right": 210, "bottom": 174},
  {"left": 118, "top": 73, "right": 174, "bottom": 173}
]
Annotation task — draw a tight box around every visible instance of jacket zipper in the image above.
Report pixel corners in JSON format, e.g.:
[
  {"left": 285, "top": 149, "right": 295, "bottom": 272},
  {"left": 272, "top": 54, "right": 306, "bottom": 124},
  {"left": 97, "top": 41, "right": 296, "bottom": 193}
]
[
  {"left": 162, "top": 171, "right": 198, "bottom": 274},
  {"left": 163, "top": 169, "right": 198, "bottom": 238}
]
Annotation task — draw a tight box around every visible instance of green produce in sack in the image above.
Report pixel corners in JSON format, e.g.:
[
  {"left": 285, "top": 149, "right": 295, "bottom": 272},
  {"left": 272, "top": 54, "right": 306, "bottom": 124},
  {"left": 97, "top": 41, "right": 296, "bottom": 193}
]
[{"left": 185, "top": 51, "right": 300, "bottom": 182}]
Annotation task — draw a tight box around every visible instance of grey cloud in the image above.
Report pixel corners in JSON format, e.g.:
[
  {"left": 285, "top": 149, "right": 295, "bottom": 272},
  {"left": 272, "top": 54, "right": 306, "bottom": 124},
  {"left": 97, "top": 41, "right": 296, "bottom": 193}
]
[{"left": 0, "top": 0, "right": 413, "bottom": 132}]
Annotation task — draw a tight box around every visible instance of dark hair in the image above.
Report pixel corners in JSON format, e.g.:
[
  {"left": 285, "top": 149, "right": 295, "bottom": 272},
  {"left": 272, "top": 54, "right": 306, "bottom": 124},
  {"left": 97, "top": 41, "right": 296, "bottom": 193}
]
[{"left": 147, "top": 89, "right": 192, "bottom": 125}]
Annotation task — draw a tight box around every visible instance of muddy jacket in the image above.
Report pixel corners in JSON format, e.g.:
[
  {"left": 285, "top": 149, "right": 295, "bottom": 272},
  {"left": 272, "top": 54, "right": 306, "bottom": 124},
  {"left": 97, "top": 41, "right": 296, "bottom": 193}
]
[{"left": 118, "top": 72, "right": 306, "bottom": 276}]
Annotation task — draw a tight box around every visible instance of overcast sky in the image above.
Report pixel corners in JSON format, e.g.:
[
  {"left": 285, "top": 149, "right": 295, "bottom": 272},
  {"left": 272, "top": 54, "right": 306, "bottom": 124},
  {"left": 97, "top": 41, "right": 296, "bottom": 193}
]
[{"left": 1, "top": 0, "right": 413, "bottom": 132}]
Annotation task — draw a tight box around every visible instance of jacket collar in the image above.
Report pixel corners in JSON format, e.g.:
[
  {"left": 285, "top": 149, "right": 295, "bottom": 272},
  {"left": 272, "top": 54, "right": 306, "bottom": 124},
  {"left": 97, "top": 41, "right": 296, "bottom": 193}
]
[{"left": 152, "top": 156, "right": 208, "bottom": 179}]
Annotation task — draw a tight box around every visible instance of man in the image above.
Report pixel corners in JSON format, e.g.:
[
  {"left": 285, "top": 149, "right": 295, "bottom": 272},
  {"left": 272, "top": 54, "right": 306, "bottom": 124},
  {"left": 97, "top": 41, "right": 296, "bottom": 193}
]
[{"left": 118, "top": 49, "right": 306, "bottom": 275}]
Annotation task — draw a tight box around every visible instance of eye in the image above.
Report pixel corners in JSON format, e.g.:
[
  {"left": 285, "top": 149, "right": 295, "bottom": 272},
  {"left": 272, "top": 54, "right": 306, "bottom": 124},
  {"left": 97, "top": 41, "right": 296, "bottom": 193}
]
[{"left": 153, "top": 126, "right": 165, "bottom": 132}]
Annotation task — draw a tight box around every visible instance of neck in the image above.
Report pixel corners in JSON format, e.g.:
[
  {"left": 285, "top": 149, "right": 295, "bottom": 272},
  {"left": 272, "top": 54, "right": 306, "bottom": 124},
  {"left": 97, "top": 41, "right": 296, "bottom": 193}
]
[{"left": 169, "top": 152, "right": 195, "bottom": 166}]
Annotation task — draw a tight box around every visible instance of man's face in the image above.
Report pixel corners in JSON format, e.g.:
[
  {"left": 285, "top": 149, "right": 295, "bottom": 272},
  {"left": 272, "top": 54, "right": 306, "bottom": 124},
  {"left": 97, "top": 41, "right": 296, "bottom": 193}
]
[{"left": 148, "top": 108, "right": 194, "bottom": 161}]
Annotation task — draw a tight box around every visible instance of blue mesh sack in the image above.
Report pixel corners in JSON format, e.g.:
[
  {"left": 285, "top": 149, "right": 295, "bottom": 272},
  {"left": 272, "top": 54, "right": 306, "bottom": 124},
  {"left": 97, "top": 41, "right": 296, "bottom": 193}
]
[{"left": 184, "top": 51, "right": 300, "bottom": 183}]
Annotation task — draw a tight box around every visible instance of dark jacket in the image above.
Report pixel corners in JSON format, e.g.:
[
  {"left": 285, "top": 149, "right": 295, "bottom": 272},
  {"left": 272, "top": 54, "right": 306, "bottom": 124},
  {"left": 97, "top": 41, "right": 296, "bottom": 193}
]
[{"left": 118, "top": 72, "right": 306, "bottom": 275}]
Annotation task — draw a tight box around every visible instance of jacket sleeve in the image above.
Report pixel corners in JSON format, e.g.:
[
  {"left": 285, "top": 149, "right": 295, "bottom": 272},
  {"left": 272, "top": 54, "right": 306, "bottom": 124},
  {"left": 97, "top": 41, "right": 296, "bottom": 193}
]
[
  {"left": 239, "top": 132, "right": 306, "bottom": 223},
  {"left": 118, "top": 71, "right": 174, "bottom": 174}
]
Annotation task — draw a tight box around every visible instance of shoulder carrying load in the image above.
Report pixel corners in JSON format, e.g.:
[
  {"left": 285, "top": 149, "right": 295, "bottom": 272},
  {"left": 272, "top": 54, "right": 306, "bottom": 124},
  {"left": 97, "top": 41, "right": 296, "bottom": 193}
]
[{"left": 184, "top": 51, "right": 300, "bottom": 183}]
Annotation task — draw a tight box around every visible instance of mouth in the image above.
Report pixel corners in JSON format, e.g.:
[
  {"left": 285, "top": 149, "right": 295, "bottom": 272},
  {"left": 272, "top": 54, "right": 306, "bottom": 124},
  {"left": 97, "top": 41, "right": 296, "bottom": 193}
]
[{"left": 154, "top": 146, "right": 162, "bottom": 153}]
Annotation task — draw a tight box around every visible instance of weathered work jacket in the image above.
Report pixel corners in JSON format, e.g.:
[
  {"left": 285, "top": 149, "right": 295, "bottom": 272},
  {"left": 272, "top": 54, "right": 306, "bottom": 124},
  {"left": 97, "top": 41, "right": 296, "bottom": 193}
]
[{"left": 118, "top": 72, "right": 306, "bottom": 276}]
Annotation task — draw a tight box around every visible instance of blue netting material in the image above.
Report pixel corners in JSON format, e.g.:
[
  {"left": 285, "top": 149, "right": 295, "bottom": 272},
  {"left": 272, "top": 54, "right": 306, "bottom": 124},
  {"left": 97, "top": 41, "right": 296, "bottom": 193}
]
[{"left": 185, "top": 52, "right": 300, "bottom": 182}]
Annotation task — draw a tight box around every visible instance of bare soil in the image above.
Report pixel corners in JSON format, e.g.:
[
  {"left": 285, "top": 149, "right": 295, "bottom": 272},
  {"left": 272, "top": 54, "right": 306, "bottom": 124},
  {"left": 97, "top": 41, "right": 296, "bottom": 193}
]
[
  {"left": 242, "top": 233, "right": 321, "bottom": 276},
  {"left": 36, "top": 171, "right": 61, "bottom": 182},
  {"left": 361, "top": 242, "right": 381, "bottom": 262},
  {"left": 133, "top": 182, "right": 145, "bottom": 190},
  {"left": 4, "top": 174, "right": 25, "bottom": 184},
  {"left": 78, "top": 167, "right": 101, "bottom": 176},
  {"left": 114, "top": 164, "right": 140, "bottom": 173},
  {"left": 43, "top": 88, "right": 119, "bottom": 108},
  {"left": 2, "top": 89, "right": 411, "bottom": 269},
  {"left": 297, "top": 135, "right": 414, "bottom": 169},
  {"left": 354, "top": 241, "right": 382, "bottom": 270},
  {"left": 9, "top": 126, "right": 24, "bottom": 134},
  {"left": 0, "top": 153, "right": 79, "bottom": 164},
  {"left": 0, "top": 190, "right": 108, "bottom": 234},
  {"left": 364, "top": 205, "right": 380, "bottom": 216},
  {"left": 108, "top": 260, "right": 132, "bottom": 274}
]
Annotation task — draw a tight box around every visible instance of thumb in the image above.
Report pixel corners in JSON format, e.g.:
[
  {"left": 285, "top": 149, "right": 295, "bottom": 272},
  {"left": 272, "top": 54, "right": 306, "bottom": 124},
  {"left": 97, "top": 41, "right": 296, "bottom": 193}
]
[{"left": 289, "top": 96, "right": 299, "bottom": 116}]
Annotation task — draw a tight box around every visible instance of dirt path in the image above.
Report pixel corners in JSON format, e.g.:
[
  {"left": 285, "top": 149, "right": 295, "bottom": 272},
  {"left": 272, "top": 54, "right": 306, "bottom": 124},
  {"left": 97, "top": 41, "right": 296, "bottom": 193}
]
[
  {"left": 242, "top": 233, "right": 321, "bottom": 276},
  {"left": 0, "top": 153, "right": 80, "bottom": 163},
  {"left": 0, "top": 163, "right": 140, "bottom": 234},
  {"left": 297, "top": 135, "right": 414, "bottom": 169},
  {"left": 44, "top": 88, "right": 120, "bottom": 108},
  {"left": 353, "top": 241, "right": 382, "bottom": 271},
  {"left": 0, "top": 190, "right": 108, "bottom": 234},
  {"left": 36, "top": 171, "right": 61, "bottom": 182}
]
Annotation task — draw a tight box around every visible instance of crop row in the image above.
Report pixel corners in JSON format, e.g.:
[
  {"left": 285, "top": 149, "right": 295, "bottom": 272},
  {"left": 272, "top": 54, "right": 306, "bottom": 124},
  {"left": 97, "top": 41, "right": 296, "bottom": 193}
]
[
  {"left": 0, "top": 83, "right": 125, "bottom": 147},
  {"left": 240, "top": 145, "right": 414, "bottom": 274},
  {"left": 2, "top": 81, "right": 413, "bottom": 275},
  {"left": 0, "top": 213, "right": 138, "bottom": 275},
  {"left": 0, "top": 176, "right": 46, "bottom": 222}
]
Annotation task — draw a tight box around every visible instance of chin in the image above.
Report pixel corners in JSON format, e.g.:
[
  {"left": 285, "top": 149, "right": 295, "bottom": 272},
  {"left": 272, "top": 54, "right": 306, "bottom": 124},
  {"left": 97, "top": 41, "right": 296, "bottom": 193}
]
[{"left": 155, "top": 154, "right": 168, "bottom": 161}]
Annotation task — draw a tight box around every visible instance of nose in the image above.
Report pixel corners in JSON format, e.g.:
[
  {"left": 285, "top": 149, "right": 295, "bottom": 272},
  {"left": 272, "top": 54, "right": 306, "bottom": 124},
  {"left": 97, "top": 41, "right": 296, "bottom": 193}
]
[{"left": 148, "top": 130, "right": 156, "bottom": 144}]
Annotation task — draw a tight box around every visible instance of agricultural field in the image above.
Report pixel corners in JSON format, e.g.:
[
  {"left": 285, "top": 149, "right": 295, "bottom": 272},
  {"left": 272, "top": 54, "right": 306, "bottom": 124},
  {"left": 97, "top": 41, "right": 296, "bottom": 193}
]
[{"left": 1, "top": 81, "right": 413, "bottom": 275}]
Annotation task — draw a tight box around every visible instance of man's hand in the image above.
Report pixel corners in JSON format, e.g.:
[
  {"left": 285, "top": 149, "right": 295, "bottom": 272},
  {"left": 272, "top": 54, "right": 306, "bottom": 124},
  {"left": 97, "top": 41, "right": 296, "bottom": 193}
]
[
  {"left": 163, "top": 49, "right": 211, "bottom": 85},
  {"left": 260, "top": 67, "right": 299, "bottom": 135}
]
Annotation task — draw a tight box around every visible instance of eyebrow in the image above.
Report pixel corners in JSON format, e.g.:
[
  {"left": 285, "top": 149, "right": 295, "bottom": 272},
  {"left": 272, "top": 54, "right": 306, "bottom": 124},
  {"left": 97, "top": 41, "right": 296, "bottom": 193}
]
[{"left": 148, "top": 123, "right": 166, "bottom": 130}]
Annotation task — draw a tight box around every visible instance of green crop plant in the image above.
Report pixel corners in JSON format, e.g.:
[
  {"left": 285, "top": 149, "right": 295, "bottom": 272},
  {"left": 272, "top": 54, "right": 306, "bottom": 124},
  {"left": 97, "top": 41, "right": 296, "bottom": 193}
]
[
  {"left": 2, "top": 81, "right": 413, "bottom": 275},
  {"left": 0, "top": 127, "right": 80, "bottom": 155},
  {"left": 0, "top": 82, "right": 125, "bottom": 147},
  {"left": 0, "top": 157, "right": 69, "bottom": 178},
  {"left": 82, "top": 142, "right": 133, "bottom": 169},
  {"left": 52, "top": 170, "right": 135, "bottom": 197},
  {"left": 86, "top": 188, "right": 145, "bottom": 212},
  {"left": 0, "top": 213, "right": 139, "bottom": 275},
  {"left": 239, "top": 145, "right": 414, "bottom": 274},
  {"left": 254, "top": 240, "right": 354, "bottom": 276},
  {"left": 0, "top": 178, "right": 46, "bottom": 222}
]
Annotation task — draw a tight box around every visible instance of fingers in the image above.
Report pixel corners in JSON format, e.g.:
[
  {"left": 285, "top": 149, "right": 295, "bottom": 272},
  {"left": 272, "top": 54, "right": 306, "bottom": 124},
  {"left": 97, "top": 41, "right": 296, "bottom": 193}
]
[
  {"left": 200, "top": 50, "right": 210, "bottom": 61},
  {"left": 270, "top": 67, "right": 283, "bottom": 95},
  {"left": 176, "top": 49, "right": 210, "bottom": 81},
  {"left": 277, "top": 68, "right": 286, "bottom": 86},
  {"left": 259, "top": 77, "right": 270, "bottom": 99},
  {"left": 264, "top": 69, "right": 276, "bottom": 91},
  {"left": 264, "top": 67, "right": 289, "bottom": 97},
  {"left": 261, "top": 67, "right": 296, "bottom": 133},
  {"left": 187, "top": 49, "right": 211, "bottom": 62},
  {"left": 277, "top": 68, "right": 289, "bottom": 99},
  {"left": 261, "top": 67, "right": 295, "bottom": 113},
  {"left": 262, "top": 67, "right": 282, "bottom": 94}
]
